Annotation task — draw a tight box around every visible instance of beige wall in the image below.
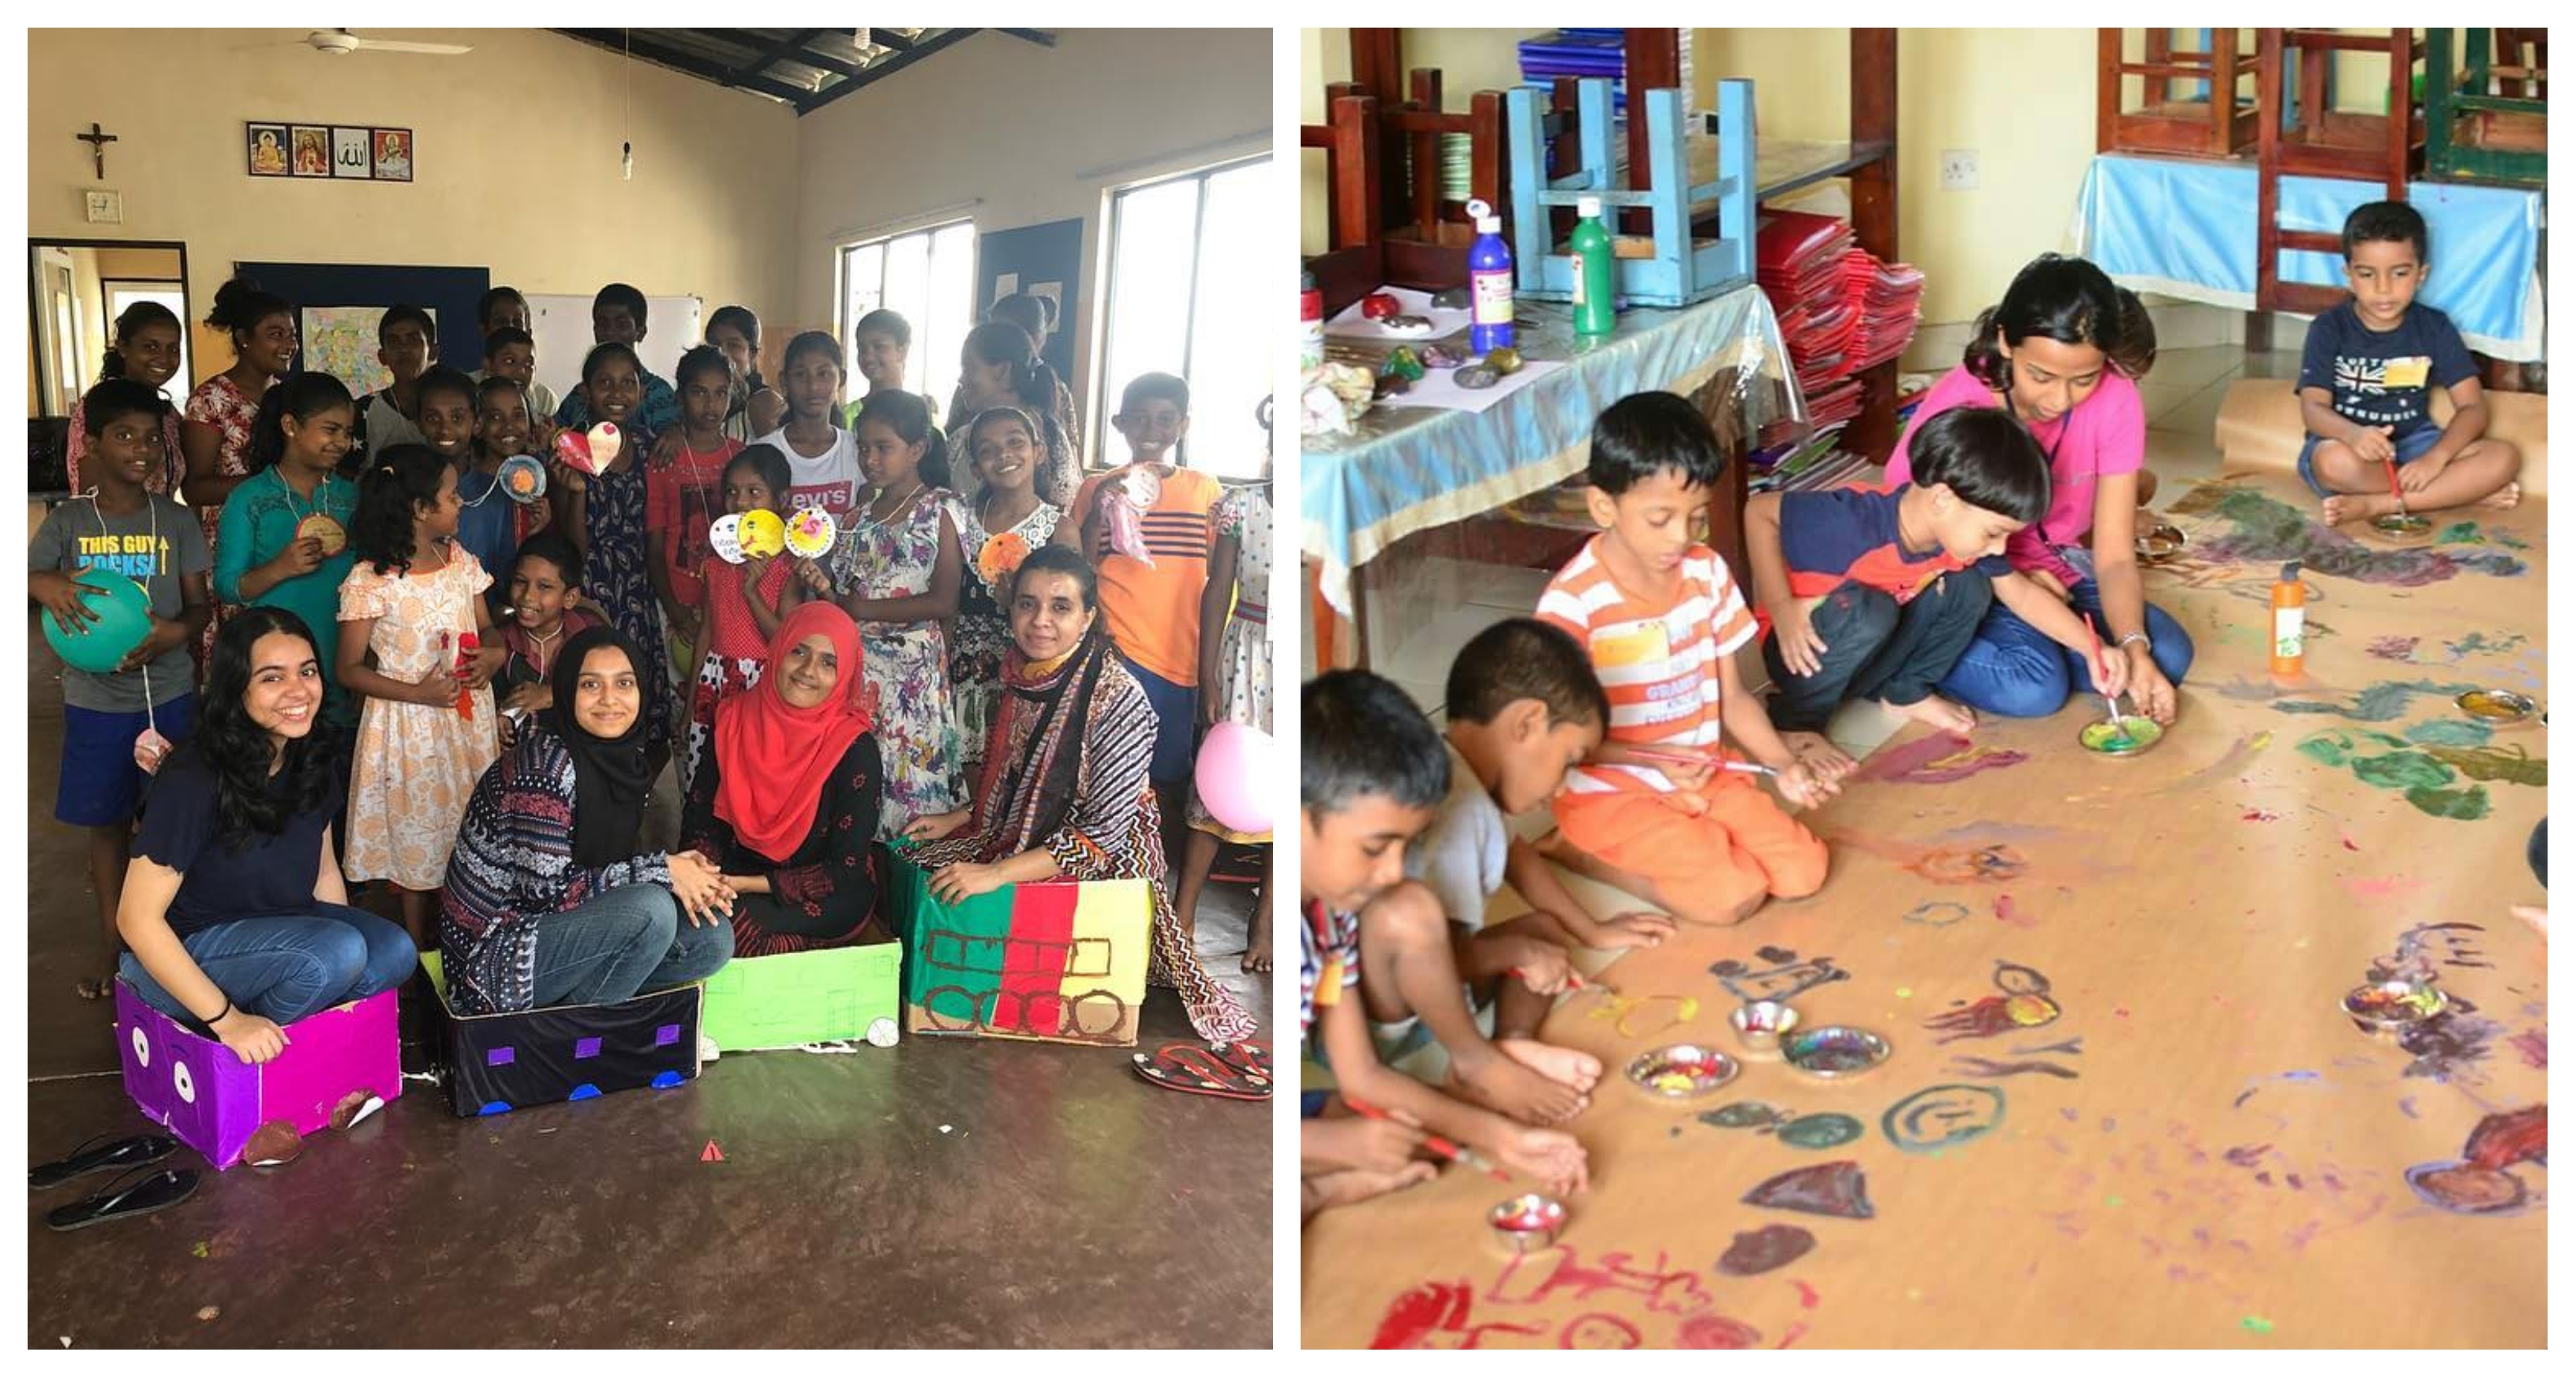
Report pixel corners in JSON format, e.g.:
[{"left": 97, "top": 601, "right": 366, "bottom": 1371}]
[
  {"left": 1300, "top": 28, "right": 2115, "bottom": 325},
  {"left": 792, "top": 27, "right": 1270, "bottom": 414},
  {"left": 28, "top": 28, "right": 799, "bottom": 385}
]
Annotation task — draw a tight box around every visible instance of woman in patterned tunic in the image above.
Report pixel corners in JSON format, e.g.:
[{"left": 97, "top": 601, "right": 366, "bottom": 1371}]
[
  {"left": 440, "top": 627, "right": 733, "bottom": 1015},
  {"left": 550, "top": 343, "right": 671, "bottom": 784},
  {"left": 904, "top": 546, "right": 1256, "bottom": 1045}
]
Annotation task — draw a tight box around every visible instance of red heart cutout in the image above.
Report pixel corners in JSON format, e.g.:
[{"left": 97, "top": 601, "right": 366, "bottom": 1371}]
[{"left": 554, "top": 429, "right": 595, "bottom": 475}]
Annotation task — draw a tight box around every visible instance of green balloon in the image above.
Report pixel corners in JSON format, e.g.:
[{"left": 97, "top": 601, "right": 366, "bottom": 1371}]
[{"left": 43, "top": 568, "right": 152, "bottom": 673}]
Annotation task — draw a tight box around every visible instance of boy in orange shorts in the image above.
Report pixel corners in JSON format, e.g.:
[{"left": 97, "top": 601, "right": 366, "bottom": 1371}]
[{"left": 1533, "top": 392, "right": 1842, "bottom": 926}]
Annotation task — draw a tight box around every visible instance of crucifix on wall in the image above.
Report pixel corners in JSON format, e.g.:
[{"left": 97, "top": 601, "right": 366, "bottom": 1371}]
[{"left": 77, "top": 122, "right": 118, "bottom": 179}]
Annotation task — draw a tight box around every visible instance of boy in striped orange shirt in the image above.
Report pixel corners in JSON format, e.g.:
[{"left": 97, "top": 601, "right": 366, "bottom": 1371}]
[{"left": 1534, "top": 393, "right": 1842, "bottom": 927}]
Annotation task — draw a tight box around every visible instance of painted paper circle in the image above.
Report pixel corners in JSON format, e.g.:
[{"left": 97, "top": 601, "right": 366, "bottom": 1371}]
[
  {"left": 784, "top": 506, "right": 838, "bottom": 559},
  {"left": 173, "top": 1061, "right": 195, "bottom": 1104},
  {"left": 294, "top": 512, "right": 347, "bottom": 555},
  {"left": 708, "top": 513, "right": 746, "bottom": 564},
  {"left": 131, "top": 1026, "right": 151, "bottom": 1068},
  {"left": 498, "top": 455, "right": 548, "bottom": 502},
  {"left": 736, "top": 508, "right": 786, "bottom": 560}
]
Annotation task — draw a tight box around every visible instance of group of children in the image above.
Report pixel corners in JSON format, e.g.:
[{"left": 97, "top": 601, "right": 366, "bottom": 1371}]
[
  {"left": 38, "top": 274, "right": 1278, "bottom": 1002},
  {"left": 1297, "top": 197, "right": 2525, "bottom": 1215}
]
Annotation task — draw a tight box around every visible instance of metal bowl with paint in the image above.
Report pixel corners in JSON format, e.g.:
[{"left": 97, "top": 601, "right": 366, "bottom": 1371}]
[
  {"left": 1488, "top": 1193, "right": 1568, "bottom": 1253},
  {"left": 2078, "top": 716, "right": 2165, "bottom": 758},
  {"left": 1625, "top": 1043, "right": 1743, "bottom": 1099},
  {"left": 2370, "top": 511, "right": 2435, "bottom": 540},
  {"left": 1782, "top": 1025, "right": 1893, "bottom": 1078},
  {"left": 2341, "top": 979, "right": 2449, "bottom": 1029},
  {"left": 2136, "top": 521, "right": 2188, "bottom": 564},
  {"left": 2457, "top": 689, "right": 2537, "bottom": 725},
  {"left": 1729, "top": 1000, "right": 1801, "bottom": 1054}
]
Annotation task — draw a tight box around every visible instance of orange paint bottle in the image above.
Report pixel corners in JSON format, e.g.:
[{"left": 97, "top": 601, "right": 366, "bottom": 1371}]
[{"left": 2269, "top": 561, "right": 2305, "bottom": 680}]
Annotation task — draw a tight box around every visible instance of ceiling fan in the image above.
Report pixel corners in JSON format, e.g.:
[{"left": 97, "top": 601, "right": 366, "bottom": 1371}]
[{"left": 296, "top": 28, "right": 474, "bottom": 57}]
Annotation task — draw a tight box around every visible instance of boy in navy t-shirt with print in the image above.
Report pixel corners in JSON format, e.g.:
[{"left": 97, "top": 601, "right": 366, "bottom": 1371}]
[
  {"left": 1746, "top": 407, "right": 2052, "bottom": 747},
  {"left": 2296, "top": 200, "right": 2522, "bottom": 525},
  {"left": 28, "top": 379, "right": 214, "bottom": 1002}
]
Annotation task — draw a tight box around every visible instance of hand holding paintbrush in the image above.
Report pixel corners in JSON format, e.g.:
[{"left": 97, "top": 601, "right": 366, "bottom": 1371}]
[
  {"left": 1343, "top": 1095, "right": 1511, "bottom": 1182},
  {"left": 2084, "top": 614, "right": 2132, "bottom": 744}
]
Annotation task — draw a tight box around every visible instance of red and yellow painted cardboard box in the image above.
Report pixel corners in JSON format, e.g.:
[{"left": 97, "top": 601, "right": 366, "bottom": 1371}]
[{"left": 889, "top": 857, "right": 1151, "bottom": 1046}]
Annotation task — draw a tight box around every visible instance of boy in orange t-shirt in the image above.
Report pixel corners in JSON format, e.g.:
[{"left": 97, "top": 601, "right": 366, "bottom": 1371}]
[
  {"left": 1533, "top": 392, "right": 1844, "bottom": 927},
  {"left": 1059, "top": 373, "right": 1216, "bottom": 863}
]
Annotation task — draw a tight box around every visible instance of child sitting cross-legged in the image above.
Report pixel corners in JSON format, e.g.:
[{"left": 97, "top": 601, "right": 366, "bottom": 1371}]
[
  {"left": 2297, "top": 200, "right": 2522, "bottom": 525},
  {"left": 1747, "top": 406, "right": 2053, "bottom": 753},
  {"left": 1531, "top": 392, "right": 1843, "bottom": 928},
  {"left": 1301, "top": 670, "right": 1589, "bottom": 1222}
]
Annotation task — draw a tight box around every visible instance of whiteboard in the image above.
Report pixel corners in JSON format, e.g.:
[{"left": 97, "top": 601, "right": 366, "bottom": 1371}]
[{"left": 523, "top": 293, "right": 703, "bottom": 405}]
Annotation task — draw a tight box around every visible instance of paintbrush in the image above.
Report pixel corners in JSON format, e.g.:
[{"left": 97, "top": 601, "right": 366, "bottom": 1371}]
[
  {"left": 2084, "top": 614, "right": 2132, "bottom": 745},
  {"left": 2384, "top": 457, "right": 2410, "bottom": 519},
  {"left": 1623, "top": 744, "right": 1779, "bottom": 777},
  {"left": 1344, "top": 1095, "right": 1512, "bottom": 1181}
]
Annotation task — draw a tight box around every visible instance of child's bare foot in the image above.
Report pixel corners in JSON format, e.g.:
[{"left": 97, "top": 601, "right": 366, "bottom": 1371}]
[
  {"left": 1496, "top": 1036, "right": 1603, "bottom": 1095},
  {"left": 1303, "top": 1161, "right": 1437, "bottom": 1218},
  {"left": 2321, "top": 492, "right": 2398, "bottom": 526},
  {"left": 1454, "top": 1044, "right": 1589, "bottom": 1125},
  {"left": 1882, "top": 695, "right": 1976, "bottom": 734},
  {"left": 2477, "top": 481, "right": 2522, "bottom": 511},
  {"left": 76, "top": 973, "right": 115, "bottom": 1002},
  {"left": 1239, "top": 904, "right": 1271, "bottom": 974}
]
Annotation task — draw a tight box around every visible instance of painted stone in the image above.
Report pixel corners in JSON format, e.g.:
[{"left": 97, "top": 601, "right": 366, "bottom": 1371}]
[
  {"left": 1777, "top": 1113, "right": 1864, "bottom": 1149},
  {"left": 1382, "top": 314, "right": 1434, "bottom": 335},
  {"left": 1716, "top": 1223, "right": 1816, "bottom": 1275},
  {"left": 1485, "top": 346, "right": 1524, "bottom": 375},
  {"left": 1742, "top": 1160, "right": 1874, "bottom": 1219},
  {"left": 1430, "top": 286, "right": 1472, "bottom": 310},
  {"left": 1454, "top": 365, "right": 1501, "bottom": 391},
  {"left": 1359, "top": 292, "right": 1402, "bottom": 320},
  {"left": 1373, "top": 373, "right": 1413, "bottom": 399},
  {"left": 1418, "top": 343, "right": 1467, "bottom": 369},
  {"left": 1381, "top": 346, "right": 1426, "bottom": 382}
]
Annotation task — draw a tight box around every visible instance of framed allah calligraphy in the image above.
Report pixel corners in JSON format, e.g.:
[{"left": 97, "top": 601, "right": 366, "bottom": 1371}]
[{"left": 246, "top": 122, "right": 414, "bottom": 182}]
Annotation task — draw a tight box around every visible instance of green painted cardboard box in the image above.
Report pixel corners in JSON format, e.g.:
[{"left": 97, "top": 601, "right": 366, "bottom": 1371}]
[{"left": 699, "top": 942, "right": 904, "bottom": 1052}]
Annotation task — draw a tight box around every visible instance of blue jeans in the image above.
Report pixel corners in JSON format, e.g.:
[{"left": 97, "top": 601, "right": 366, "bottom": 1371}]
[
  {"left": 1937, "top": 578, "right": 2196, "bottom": 720},
  {"left": 2296, "top": 423, "right": 2443, "bottom": 498},
  {"left": 528, "top": 882, "right": 733, "bottom": 1008},
  {"left": 122, "top": 904, "right": 417, "bottom": 1027}
]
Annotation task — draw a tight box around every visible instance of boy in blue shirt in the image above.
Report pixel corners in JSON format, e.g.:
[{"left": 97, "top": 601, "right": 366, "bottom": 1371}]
[
  {"left": 29, "top": 379, "right": 213, "bottom": 1000},
  {"left": 1746, "top": 407, "right": 2052, "bottom": 746},
  {"left": 2297, "top": 200, "right": 2522, "bottom": 525}
]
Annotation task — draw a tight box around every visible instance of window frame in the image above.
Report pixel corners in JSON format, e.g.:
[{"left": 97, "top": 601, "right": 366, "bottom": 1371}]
[
  {"left": 1093, "top": 152, "right": 1272, "bottom": 474},
  {"left": 834, "top": 215, "right": 979, "bottom": 407}
]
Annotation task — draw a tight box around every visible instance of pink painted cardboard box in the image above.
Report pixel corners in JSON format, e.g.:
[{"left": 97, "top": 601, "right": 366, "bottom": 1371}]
[{"left": 114, "top": 979, "right": 402, "bottom": 1170}]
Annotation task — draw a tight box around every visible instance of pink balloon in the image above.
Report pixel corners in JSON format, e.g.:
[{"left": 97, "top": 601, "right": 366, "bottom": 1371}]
[{"left": 1193, "top": 722, "right": 1275, "bottom": 835}]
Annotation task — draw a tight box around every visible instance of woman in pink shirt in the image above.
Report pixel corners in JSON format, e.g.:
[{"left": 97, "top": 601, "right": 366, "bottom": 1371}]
[{"left": 1885, "top": 254, "right": 2192, "bottom": 722}]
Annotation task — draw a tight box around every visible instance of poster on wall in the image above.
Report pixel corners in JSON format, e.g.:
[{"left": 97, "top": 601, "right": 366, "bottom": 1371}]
[
  {"left": 331, "top": 127, "right": 373, "bottom": 180},
  {"left": 246, "top": 125, "right": 289, "bottom": 178},
  {"left": 290, "top": 125, "right": 331, "bottom": 177},
  {"left": 300, "top": 305, "right": 426, "bottom": 398},
  {"left": 371, "top": 129, "right": 413, "bottom": 182},
  {"left": 244, "top": 122, "right": 414, "bottom": 182}
]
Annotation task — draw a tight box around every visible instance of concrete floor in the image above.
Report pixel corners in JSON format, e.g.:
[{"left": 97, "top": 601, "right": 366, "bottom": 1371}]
[{"left": 24, "top": 636, "right": 1274, "bottom": 1348}]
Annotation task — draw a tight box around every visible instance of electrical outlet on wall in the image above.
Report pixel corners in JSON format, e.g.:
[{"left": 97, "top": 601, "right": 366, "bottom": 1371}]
[{"left": 1939, "top": 150, "right": 1979, "bottom": 191}]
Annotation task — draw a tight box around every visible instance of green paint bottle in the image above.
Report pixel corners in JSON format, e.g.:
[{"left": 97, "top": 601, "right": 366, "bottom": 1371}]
[{"left": 1570, "top": 195, "right": 1616, "bottom": 337}]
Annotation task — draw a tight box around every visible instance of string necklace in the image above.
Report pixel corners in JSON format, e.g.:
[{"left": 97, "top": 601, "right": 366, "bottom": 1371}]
[
  {"left": 78, "top": 482, "right": 167, "bottom": 748},
  {"left": 863, "top": 476, "right": 927, "bottom": 531}
]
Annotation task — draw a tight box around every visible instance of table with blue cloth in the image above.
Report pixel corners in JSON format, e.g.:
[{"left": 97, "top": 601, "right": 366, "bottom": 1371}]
[
  {"left": 2070, "top": 153, "right": 2544, "bottom": 361},
  {"left": 1301, "top": 283, "right": 1802, "bottom": 666}
]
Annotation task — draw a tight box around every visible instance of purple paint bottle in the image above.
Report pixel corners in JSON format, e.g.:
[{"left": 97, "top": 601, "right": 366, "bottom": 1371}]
[{"left": 1466, "top": 197, "right": 1515, "bottom": 355}]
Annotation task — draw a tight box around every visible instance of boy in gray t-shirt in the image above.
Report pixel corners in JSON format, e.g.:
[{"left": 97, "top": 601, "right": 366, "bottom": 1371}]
[
  {"left": 1372, "top": 619, "right": 1668, "bottom": 1125},
  {"left": 28, "top": 379, "right": 213, "bottom": 1000}
]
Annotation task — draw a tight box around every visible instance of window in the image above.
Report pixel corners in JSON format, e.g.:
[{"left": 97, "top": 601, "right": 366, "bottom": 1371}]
[
  {"left": 1097, "top": 155, "right": 1271, "bottom": 480},
  {"left": 840, "top": 219, "right": 976, "bottom": 412}
]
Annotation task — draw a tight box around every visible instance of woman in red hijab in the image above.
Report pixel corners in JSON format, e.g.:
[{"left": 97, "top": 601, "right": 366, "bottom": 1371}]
[{"left": 679, "top": 601, "right": 885, "bottom": 957}]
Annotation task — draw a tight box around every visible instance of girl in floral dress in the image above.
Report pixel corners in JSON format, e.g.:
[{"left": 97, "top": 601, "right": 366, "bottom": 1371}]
[
  {"left": 951, "top": 406, "right": 1063, "bottom": 784},
  {"left": 337, "top": 446, "right": 506, "bottom": 946},
  {"left": 552, "top": 343, "right": 672, "bottom": 785},
  {"left": 182, "top": 278, "right": 297, "bottom": 661},
  {"left": 805, "top": 391, "right": 966, "bottom": 838},
  {"left": 1174, "top": 455, "right": 1275, "bottom": 972}
]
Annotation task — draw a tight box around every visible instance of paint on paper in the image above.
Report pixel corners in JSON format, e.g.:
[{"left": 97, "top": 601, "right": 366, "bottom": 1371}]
[
  {"left": 1880, "top": 1084, "right": 2007, "bottom": 1154},
  {"left": 1853, "top": 733, "right": 2029, "bottom": 784},
  {"left": 2167, "top": 482, "right": 2527, "bottom": 584}
]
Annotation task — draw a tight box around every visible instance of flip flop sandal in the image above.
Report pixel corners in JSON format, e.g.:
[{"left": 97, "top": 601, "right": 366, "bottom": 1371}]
[
  {"left": 44, "top": 1166, "right": 200, "bottom": 1232},
  {"left": 29, "top": 1133, "right": 178, "bottom": 1191},
  {"left": 1131, "top": 1041, "right": 1272, "bottom": 1100},
  {"left": 1208, "top": 1039, "right": 1273, "bottom": 1085}
]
